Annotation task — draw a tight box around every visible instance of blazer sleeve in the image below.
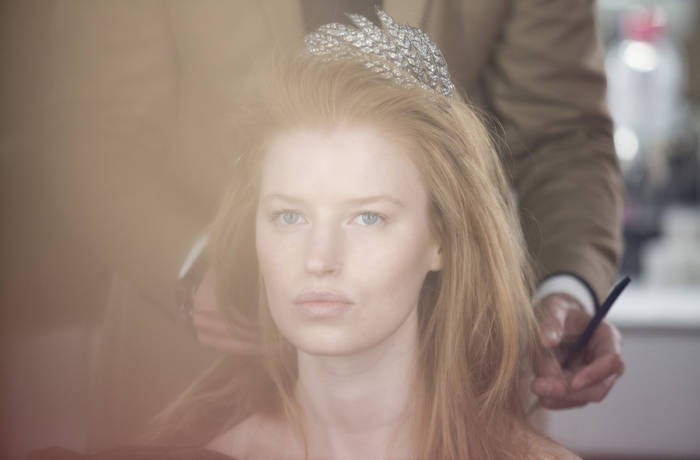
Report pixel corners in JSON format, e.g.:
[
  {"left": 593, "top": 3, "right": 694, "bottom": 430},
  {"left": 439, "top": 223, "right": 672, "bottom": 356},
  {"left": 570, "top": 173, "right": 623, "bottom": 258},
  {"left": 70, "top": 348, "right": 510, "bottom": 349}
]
[{"left": 479, "top": 0, "right": 624, "bottom": 304}]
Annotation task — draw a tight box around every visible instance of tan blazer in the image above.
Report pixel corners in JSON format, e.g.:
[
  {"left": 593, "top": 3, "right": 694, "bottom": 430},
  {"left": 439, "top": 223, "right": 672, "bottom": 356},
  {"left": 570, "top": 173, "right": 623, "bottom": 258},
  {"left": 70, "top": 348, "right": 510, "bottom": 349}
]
[
  {"left": 415, "top": 0, "right": 623, "bottom": 305},
  {"left": 40, "top": 0, "right": 622, "bottom": 447}
]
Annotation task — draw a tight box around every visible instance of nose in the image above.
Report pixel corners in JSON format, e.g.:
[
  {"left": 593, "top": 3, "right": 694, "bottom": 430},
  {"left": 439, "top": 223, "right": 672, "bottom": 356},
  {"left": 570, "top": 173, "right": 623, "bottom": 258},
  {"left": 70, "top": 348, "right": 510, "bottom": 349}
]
[{"left": 305, "top": 223, "right": 343, "bottom": 276}]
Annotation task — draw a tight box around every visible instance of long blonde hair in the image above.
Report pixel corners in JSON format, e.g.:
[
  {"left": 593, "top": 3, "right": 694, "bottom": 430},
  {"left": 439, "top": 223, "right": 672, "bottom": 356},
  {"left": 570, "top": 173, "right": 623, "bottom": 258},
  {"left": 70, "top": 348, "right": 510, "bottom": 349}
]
[{"left": 153, "top": 52, "right": 543, "bottom": 459}]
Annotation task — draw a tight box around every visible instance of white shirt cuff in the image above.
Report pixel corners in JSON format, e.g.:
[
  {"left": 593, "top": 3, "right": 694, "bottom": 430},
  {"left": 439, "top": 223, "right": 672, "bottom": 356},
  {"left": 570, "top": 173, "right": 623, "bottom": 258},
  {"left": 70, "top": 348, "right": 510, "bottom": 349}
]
[
  {"left": 178, "top": 233, "right": 209, "bottom": 279},
  {"left": 534, "top": 274, "right": 596, "bottom": 314}
]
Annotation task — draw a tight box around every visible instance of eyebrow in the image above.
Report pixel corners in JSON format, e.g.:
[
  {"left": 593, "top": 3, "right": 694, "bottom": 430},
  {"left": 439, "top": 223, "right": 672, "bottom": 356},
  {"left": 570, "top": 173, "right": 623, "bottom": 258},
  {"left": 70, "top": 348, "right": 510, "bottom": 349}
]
[{"left": 260, "top": 193, "right": 405, "bottom": 208}]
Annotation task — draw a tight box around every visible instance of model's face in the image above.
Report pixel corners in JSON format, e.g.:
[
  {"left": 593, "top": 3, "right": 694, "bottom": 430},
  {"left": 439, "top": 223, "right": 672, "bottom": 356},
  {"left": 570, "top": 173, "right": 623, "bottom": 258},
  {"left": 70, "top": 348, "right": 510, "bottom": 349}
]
[{"left": 255, "top": 124, "right": 442, "bottom": 357}]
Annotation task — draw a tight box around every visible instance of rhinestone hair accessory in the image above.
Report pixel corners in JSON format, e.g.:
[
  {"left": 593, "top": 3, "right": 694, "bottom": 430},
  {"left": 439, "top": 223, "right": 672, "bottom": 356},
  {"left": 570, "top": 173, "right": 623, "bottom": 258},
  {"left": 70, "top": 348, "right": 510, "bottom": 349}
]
[{"left": 304, "top": 8, "right": 455, "bottom": 97}]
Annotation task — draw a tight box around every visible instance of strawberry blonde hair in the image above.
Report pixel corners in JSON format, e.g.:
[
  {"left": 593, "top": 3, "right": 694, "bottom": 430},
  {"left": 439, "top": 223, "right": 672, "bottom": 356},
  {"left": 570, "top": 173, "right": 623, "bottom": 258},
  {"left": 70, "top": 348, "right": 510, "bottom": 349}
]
[{"left": 153, "top": 52, "right": 544, "bottom": 459}]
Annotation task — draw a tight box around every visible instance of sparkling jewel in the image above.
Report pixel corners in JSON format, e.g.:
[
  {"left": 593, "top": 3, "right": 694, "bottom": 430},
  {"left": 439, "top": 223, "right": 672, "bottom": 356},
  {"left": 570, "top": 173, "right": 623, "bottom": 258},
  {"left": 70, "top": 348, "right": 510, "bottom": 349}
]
[{"left": 304, "top": 8, "right": 455, "bottom": 97}]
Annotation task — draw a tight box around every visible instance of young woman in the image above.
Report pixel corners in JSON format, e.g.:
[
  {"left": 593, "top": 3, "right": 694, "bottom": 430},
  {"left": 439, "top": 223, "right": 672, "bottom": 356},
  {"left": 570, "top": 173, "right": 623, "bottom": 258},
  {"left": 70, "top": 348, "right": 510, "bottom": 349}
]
[
  {"left": 147, "top": 11, "right": 579, "bottom": 460},
  {"left": 32, "top": 10, "right": 578, "bottom": 460}
]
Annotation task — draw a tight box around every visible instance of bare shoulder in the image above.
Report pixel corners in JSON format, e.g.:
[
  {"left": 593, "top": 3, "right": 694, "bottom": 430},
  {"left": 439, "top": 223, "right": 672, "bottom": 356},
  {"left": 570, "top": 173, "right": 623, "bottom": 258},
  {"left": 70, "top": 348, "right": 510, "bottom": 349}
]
[
  {"left": 520, "top": 427, "right": 581, "bottom": 460},
  {"left": 207, "top": 413, "right": 303, "bottom": 460}
]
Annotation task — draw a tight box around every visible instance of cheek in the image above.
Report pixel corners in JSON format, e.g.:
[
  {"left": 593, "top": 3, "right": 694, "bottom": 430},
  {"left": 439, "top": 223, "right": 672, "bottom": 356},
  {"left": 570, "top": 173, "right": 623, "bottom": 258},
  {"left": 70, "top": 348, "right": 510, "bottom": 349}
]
[{"left": 350, "top": 232, "right": 435, "bottom": 310}]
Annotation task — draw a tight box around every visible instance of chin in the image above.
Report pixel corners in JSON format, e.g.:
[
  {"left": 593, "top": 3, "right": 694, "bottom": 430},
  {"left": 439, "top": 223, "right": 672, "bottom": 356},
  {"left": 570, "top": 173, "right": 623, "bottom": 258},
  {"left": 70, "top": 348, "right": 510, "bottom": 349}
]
[{"left": 282, "top": 326, "right": 369, "bottom": 357}]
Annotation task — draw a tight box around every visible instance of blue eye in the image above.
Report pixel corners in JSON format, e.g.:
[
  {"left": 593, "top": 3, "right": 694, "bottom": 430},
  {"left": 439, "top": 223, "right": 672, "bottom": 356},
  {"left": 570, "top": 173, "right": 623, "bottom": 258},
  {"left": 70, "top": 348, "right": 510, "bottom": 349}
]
[
  {"left": 354, "top": 212, "right": 384, "bottom": 226},
  {"left": 274, "top": 210, "right": 305, "bottom": 225}
]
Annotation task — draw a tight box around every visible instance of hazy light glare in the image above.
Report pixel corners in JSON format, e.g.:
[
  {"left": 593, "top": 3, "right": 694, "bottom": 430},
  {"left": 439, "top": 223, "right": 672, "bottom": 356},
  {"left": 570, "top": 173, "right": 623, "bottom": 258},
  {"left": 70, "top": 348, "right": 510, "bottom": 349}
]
[
  {"left": 622, "top": 40, "right": 658, "bottom": 72},
  {"left": 614, "top": 126, "right": 640, "bottom": 161}
]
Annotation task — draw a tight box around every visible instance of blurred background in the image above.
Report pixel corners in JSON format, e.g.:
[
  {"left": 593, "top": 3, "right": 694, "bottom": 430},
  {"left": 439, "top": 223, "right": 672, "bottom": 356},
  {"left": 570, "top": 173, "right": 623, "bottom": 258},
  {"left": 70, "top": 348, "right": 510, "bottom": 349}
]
[
  {"left": 546, "top": 1, "right": 700, "bottom": 458},
  {"left": 1, "top": 1, "right": 699, "bottom": 459}
]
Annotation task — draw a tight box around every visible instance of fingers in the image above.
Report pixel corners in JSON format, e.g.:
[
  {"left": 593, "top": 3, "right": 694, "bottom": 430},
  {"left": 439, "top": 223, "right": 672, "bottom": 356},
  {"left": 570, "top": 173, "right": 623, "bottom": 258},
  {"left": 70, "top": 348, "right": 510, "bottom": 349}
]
[
  {"left": 534, "top": 348, "right": 565, "bottom": 380},
  {"left": 568, "top": 320, "right": 624, "bottom": 390},
  {"left": 190, "top": 268, "right": 261, "bottom": 355},
  {"left": 586, "top": 320, "right": 623, "bottom": 359},
  {"left": 571, "top": 373, "right": 619, "bottom": 403},
  {"left": 535, "top": 373, "right": 619, "bottom": 409},
  {"left": 193, "top": 269, "right": 218, "bottom": 314},
  {"left": 532, "top": 350, "right": 624, "bottom": 409},
  {"left": 532, "top": 376, "right": 569, "bottom": 400},
  {"left": 532, "top": 351, "right": 570, "bottom": 402},
  {"left": 537, "top": 295, "right": 574, "bottom": 347},
  {"left": 561, "top": 308, "right": 595, "bottom": 343},
  {"left": 197, "top": 332, "right": 261, "bottom": 355},
  {"left": 532, "top": 350, "right": 571, "bottom": 404},
  {"left": 192, "top": 311, "right": 261, "bottom": 353},
  {"left": 192, "top": 312, "right": 234, "bottom": 336},
  {"left": 532, "top": 301, "right": 625, "bottom": 409},
  {"left": 571, "top": 351, "right": 625, "bottom": 390},
  {"left": 193, "top": 309, "right": 258, "bottom": 340}
]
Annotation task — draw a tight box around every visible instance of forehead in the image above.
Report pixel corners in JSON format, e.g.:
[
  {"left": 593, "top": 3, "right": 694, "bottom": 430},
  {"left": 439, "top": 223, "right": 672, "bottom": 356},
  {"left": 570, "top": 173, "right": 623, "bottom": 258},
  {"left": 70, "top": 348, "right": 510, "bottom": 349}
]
[{"left": 260, "top": 124, "right": 428, "bottom": 204}]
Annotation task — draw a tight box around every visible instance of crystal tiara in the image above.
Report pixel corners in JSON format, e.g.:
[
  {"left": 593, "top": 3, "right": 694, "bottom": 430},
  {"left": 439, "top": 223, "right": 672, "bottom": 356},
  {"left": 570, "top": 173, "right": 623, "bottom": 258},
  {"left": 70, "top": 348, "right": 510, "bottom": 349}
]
[{"left": 304, "top": 8, "right": 455, "bottom": 97}]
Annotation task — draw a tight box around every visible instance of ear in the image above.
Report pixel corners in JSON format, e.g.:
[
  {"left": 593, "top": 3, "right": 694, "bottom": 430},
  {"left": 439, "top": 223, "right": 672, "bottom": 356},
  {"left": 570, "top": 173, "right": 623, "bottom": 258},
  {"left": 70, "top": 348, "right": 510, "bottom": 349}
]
[{"left": 428, "top": 243, "right": 443, "bottom": 272}]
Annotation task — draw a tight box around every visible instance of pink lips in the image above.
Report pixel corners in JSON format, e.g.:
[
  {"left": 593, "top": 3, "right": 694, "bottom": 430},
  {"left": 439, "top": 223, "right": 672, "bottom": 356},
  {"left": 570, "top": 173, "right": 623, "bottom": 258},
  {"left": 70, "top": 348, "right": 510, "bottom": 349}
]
[{"left": 293, "top": 290, "right": 354, "bottom": 318}]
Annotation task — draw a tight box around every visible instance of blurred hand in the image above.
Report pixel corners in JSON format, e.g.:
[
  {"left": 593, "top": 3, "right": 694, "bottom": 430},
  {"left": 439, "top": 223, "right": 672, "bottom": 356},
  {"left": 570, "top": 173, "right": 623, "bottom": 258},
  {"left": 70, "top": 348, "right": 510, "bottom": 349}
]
[
  {"left": 191, "top": 268, "right": 260, "bottom": 354},
  {"left": 532, "top": 293, "right": 624, "bottom": 409}
]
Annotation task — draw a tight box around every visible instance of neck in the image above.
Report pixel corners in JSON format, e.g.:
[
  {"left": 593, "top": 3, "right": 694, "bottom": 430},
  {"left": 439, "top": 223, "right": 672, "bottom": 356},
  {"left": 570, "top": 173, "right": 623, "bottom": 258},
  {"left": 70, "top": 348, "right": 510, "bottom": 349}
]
[{"left": 294, "top": 309, "right": 419, "bottom": 459}]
